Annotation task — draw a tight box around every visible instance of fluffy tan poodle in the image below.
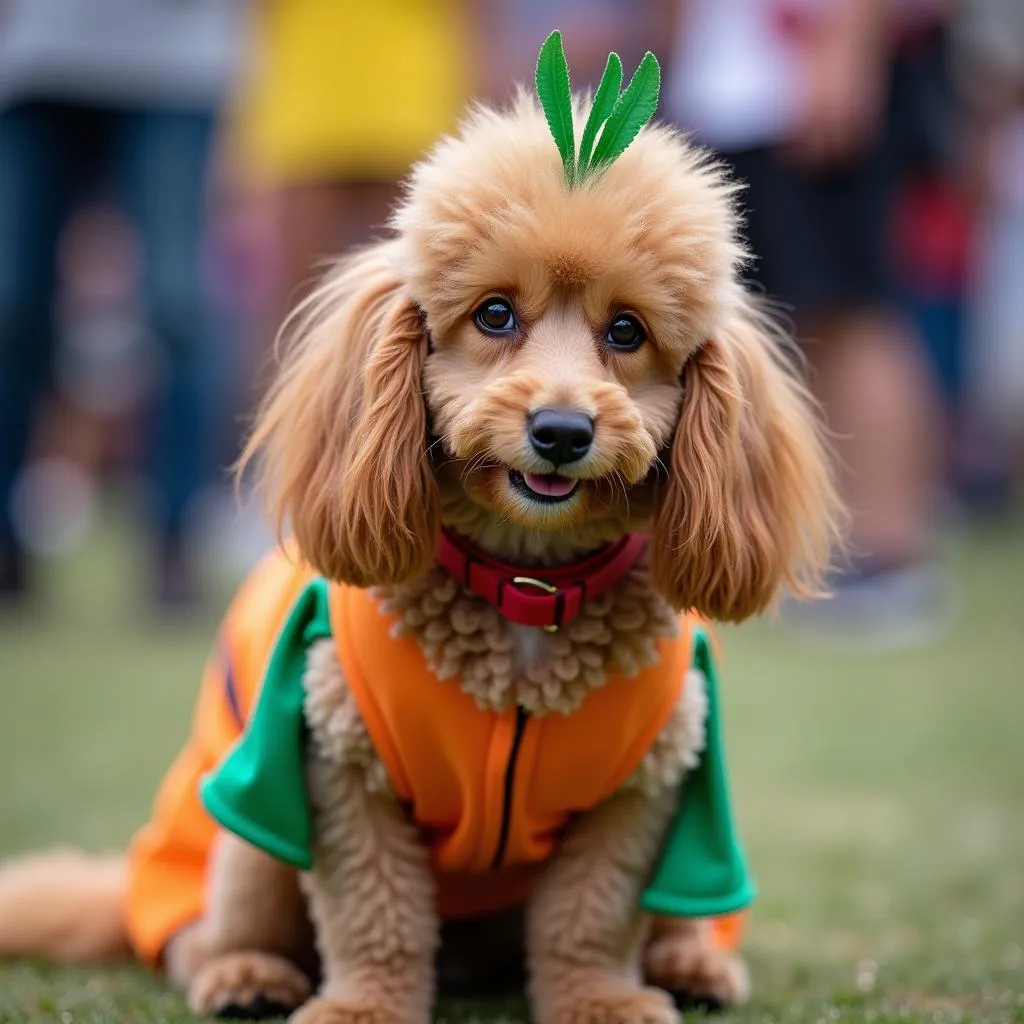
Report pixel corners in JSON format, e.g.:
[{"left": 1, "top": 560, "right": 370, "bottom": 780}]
[{"left": 0, "top": 72, "right": 841, "bottom": 1024}]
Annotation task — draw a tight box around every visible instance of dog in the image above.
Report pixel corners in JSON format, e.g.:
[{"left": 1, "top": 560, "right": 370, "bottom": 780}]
[{"left": 0, "top": 83, "right": 841, "bottom": 1024}]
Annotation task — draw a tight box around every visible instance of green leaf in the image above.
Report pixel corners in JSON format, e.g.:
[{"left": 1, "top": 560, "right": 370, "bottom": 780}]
[
  {"left": 577, "top": 51, "right": 623, "bottom": 175},
  {"left": 535, "top": 29, "right": 575, "bottom": 182},
  {"left": 590, "top": 51, "right": 661, "bottom": 170}
]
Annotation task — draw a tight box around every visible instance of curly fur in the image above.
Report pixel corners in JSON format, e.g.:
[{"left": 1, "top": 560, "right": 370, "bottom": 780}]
[
  {"left": 651, "top": 316, "right": 840, "bottom": 620},
  {"left": 645, "top": 917, "right": 750, "bottom": 1007},
  {"left": 167, "top": 833, "right": 314, "bottom": 1012},
  {"left": 241, "top": 249, "right": 439, "bottom": 587},
  {"left": 299, "top": 740, "right": 438, "bottom": 1024},
  {"left": 303, "top": 639, "right": 393, "bottom": 796},
  {"left": 625, "top": 667, "right": 708, "bottom": 798},
  {"left": 526, "top": 788, "right": 679, "bottom": 1024},
  {"left": 0, "top": 849, "right": 128, "bottom": 961},
  {"left": 378, "top": 551, "right": 678, "bottom": 715},
  {"left": 241, "top": 91, "right": 842, "bottom": 603},
  {"left": 295, "top": 626, "right": 737, "bottom": 1024}
]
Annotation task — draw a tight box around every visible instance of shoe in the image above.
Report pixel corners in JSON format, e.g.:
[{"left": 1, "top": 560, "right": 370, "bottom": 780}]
[
  {"left": 783, "top": 558, "right": 955, "bottom": 653},
  {"left": 153, "top": 539, "right": 204, "bottom": 613},
  {"left": 0, "top": 542, "right": 29, "bottom": 603}
]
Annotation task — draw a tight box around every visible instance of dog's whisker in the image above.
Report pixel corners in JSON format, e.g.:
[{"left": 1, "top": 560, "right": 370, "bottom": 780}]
[
  {"left": 458, "top": 452, "right": 483, "bottom": 483},
  {"left": 460, "top": 447, "right": 500, "bottom": 485},
  {"left": 425, "top": 435, "right": 449, "bottom": 459}
]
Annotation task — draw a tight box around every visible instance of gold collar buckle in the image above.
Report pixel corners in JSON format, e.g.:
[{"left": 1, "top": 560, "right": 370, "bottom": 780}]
[{"left": 511, "top": 576, "right": 561, "bottom": 632}]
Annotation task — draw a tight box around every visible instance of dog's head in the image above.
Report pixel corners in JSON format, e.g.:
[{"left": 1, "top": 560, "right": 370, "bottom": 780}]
[{"left": 243, "top": 93, "right": 842, "bottom": 621}]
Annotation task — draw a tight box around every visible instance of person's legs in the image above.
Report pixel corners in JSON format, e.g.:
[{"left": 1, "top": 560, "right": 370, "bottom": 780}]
[
  {"left": 0, "top": 102, "right": 79, "bottom": 596},
  {"left": 201, "top": 177, "right": 399, "bottom": 573},
  {"left": 795, "top": 152, "right": 943, "bottom": 572},
  {"left": 726, "top": 144, "right": 946, "bottom": 641},
  {"left": 264, "top": 179, "right": 399, "bottom": 358},
  {"left": 276, "top": 180, "right": 399, "bottom": 297},
  {"left": 115, "top": 105, "right": 219, "bottom": 598},
  {"left": 802, "top": 310, "right": 941, "bottom": 567},
  {"left": 115, "top": 107, "right": 218, "bottom": 605},
  {"left": 797, "top": 311, "right": 947, "bottom": 649}
]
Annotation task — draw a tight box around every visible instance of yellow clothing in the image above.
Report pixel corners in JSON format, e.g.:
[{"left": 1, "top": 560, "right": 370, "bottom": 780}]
[{"left": 230, "top": 0, "right": 471, "bottom": 183}]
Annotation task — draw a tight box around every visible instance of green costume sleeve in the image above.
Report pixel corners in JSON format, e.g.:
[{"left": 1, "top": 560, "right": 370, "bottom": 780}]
[
  {"left": 200, "top": 578, "right": 333, "bottom": 871},
  {"left": 641, "top": 627, "right": 757, "bottom": 917}
]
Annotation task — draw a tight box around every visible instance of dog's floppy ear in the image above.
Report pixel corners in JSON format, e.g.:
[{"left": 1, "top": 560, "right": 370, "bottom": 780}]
[
  {"left": 650, "top": 302, "right": 842, "bottom": 621},
  {"left": 241, "top": 244, "right": 439, "bottom": 587}
]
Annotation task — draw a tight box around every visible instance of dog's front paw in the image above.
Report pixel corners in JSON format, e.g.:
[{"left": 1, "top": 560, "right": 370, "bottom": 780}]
[
  {"left": 187, "top": 951, "right": 312, "bottom": 1019},
  {"left": 644, "top": 929, "right": 750, "bottom": 1010},
  {"left": 289, "top": 996, "right": 414, "bottom": 1024},
  {"left": 545, "top": 983, "right": 681, "bottom": 1024}
]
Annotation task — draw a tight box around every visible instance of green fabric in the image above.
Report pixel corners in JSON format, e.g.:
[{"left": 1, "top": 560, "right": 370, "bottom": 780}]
[
  {"left": 201, "top": 576, "right": 754, "bottom": 912},
  {"left": 199, "top": 578, "right": 332, "bottom": 871},
  {"left": 641, "top": 627, "right": 758, "bottom": 917}
]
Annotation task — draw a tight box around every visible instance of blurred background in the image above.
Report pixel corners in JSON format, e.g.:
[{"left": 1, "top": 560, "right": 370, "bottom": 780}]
[{"left": 1, "top": 0, "right": 1022, "bottom": 1020}]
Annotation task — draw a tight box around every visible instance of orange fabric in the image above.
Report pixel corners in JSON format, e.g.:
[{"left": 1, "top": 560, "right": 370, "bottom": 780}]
[
  {"left": 710, "top": 910, "right": 747, "bottom": 951},
  {"left": 125, "top": 550, "right": 315, "bottom": 965},
  {"left": 124, "top": 549, "right": 744, "bottom": 965},
  {"left": 330, "top": 585, "right": 691, "bottom": 918}
]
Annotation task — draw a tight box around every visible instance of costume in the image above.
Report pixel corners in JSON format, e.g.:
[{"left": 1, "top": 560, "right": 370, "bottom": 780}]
[
  {"left": 207, "top": 565, "right": 690, "bottom": 919},
  {"left": 126, "top": 35, "right": 756, "bottom": 971},
  {"left": 126, "top": 536, "right": 754, "bottom": 965}
]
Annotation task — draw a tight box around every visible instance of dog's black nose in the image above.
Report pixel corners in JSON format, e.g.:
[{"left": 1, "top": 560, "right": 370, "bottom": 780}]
[{"left": 528, "top": 409, "right": 594, "bottom": 465}]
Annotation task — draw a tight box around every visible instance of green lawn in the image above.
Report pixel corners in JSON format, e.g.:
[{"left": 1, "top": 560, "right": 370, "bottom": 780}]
[{"left": 2, "top": 512, "right": 1023, "bottom": 1023}]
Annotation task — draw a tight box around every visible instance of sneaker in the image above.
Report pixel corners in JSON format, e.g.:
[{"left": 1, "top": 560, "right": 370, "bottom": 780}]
[
  {"left": 783, "top": 558, "right": 955, "bottom": 653},
  {"left": 0, "top": 542, "right": 29, "bottom": 603}
]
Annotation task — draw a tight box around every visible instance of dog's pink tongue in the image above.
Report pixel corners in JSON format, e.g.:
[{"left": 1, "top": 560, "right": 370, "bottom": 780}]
[{"left": 523, "top": 473, "right": 577, "bottom": 498}]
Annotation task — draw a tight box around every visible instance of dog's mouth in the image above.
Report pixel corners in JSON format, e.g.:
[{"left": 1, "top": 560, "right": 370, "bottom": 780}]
[{"left": 509, "top": 469, "right": 580, "bottom": 504}]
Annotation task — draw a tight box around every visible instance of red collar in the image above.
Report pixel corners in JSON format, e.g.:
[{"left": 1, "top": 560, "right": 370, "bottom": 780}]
[{"left": 435, "top": 527, "right": 647, "bottom": 631}]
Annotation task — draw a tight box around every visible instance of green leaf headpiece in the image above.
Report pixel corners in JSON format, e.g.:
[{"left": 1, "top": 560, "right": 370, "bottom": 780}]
[{"left": 535, "top": 29, "right": 661, "bottom": 186}]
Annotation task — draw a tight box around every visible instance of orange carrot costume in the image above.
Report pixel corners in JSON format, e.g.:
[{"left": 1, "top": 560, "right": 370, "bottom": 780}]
[{"left": 126, "top": 545, "right": 755, "bottom": 967}]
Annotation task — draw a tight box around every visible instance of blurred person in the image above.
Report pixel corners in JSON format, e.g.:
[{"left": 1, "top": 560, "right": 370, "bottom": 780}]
[
  {"left": 224, "top": 0, "right": 474, "bottom": 383},
  {"left": 889, "top": 18, "right": 975, "bottom": 497},
  {"left": 892, "top": 171, "right": 974, "bottom": 491},
  {"left": 663, "top": 0, "right": 948, "bottom": 644},
  {"left": 952, "top": 0, "right": 1024, "bottom": 506},
  {"left": 204, "top": 1, "right": 478, "bottom": 572},
  {"left": 475, "top": 1, "right": 660, "bottom": 99},
  {"left": 0, "top": 0, "right": 243, "bottom": 606}
]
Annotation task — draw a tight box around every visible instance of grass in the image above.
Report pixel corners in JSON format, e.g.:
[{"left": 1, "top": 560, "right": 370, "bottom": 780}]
[{"left": 2, "top": 509, "right": 1023, "bottom": 1023}]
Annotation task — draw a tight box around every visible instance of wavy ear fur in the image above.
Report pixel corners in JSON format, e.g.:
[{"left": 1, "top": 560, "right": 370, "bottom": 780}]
[
  {"left": 239, "top": 244, "right": 438, "bottom": 587},
  {"left": 651, "top": 302, "right": 842, "bottom": 621}
]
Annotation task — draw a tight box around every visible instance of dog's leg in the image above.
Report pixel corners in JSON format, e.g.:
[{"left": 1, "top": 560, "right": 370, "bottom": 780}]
[
  {"left": 625, "top": 664, "right": 751, "bottom": 1011},
  {"left": 289, "top": 750, "right": 439, "bottom": 1024},
  {"left": 527, "top": 789, "right": 681, "bottom": 1024},
  {"left": 166, "top": 832, "right": 314, "bottom": 1019},
  {"left": 643, "top": 916, "right": 750, "bottom": 1010}
]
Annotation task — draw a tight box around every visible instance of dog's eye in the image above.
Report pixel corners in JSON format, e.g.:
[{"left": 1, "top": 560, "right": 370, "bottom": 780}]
[
  {"left": 473, "top": 297, "right": 517, "bottom": 335},
  {"left": 606, "top": 314, "right": 647, "bottom": 351}
]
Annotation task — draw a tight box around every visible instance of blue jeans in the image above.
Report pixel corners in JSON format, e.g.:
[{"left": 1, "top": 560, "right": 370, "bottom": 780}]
[{"left": 0, "top": 100, "right": 217, "bottom": 554}]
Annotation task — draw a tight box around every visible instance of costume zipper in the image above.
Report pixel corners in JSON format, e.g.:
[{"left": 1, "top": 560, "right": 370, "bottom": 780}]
[{"left": 490, "top": 706, "right": 529, "bottom": 870}]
